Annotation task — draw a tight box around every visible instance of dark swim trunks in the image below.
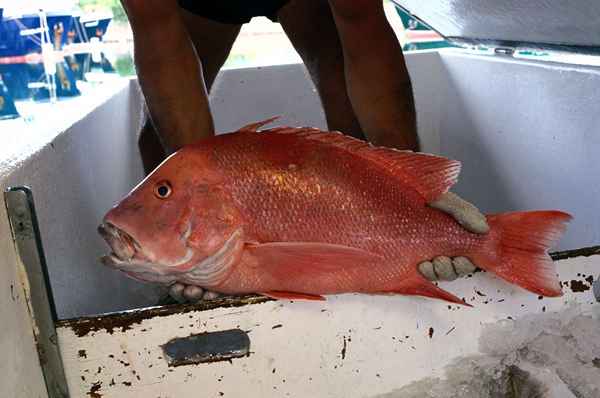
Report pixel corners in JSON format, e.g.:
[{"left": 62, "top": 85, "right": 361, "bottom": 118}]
[{"left": 177, "top": 1, "right": 291, "bottom": 25}]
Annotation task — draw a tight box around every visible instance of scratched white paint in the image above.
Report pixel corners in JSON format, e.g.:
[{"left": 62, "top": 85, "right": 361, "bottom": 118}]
[{"left": 57, "top": 254, "right": 599, "bottom": 398}]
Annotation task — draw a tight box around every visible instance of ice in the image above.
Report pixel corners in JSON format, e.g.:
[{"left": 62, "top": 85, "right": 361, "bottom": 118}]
[{"left": 375, "top": 304, "right": 600, "bottom": 398}]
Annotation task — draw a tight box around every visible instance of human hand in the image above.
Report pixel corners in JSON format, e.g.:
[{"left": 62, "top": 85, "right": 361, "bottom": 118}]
[
  {"left": 168, "top": 282, "right": 221, "bottom": 303},
  {"left": 418, "top": 256, "right": 478, "bottom": 281},
  {"left": 430, "top": 192, "right": 490, "bottom": 234}
]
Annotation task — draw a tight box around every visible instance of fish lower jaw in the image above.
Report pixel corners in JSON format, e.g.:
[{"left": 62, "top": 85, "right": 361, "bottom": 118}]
[{"left": 101, "top": 254, "right": 178, "bottom": 284}]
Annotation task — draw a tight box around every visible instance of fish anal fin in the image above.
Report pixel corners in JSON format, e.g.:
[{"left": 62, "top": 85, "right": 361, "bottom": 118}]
[
  {"left": 269, "top": 128, "right": 461, "bottom": 202},
  {"left": 261, "top": 291, "right": 326, "bottom": 301},
  {"left": 384, "top": 275, "right": 472, "bottom": 307}
]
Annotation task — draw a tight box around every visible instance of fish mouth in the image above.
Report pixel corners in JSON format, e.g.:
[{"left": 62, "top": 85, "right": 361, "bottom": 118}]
[
  {"left": 98, "top": 222, "right": 145, "bottom": 263},
  {"left": 98, "top": 222, "right": 176, "bottom": 283}
]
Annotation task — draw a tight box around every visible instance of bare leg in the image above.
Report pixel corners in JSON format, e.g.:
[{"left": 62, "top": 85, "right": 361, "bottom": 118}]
[
  {"left": 138, "top": 112, "right": 167, "bottom": 174},
  {"left": 122, "top": 1, "right": 240, "bottom": 173},
  {"left": 278, "top": 0, "right": 364, "bottom": 140},
  {"left": 327, "top": 0, "right": 418, "bottom": 150}
]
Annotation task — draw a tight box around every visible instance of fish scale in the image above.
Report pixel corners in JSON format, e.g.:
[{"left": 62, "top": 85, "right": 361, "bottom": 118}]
[{"left": 208, "top": 130, "right": 483, "bottom": 295}]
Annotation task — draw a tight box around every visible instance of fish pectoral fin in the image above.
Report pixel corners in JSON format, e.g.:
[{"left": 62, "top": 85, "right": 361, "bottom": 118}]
[
  {"left": 383, "top": 274, "right": 472, "bottom": 307},
  {"left": 245, "top": 241, "right": 381, "bottom": 276},
  {"left": 261, "top": 291, "right": 326, "bottom": 301}
]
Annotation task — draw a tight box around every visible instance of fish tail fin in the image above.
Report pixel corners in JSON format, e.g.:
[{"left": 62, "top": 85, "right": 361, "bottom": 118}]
[{"left": 471, "top": 211, "right": 572, "bottom": 297}]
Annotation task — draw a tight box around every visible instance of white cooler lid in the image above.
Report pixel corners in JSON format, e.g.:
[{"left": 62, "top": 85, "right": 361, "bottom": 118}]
[{"left": 391, "top": 0, "right": 600, "bottom": 53}]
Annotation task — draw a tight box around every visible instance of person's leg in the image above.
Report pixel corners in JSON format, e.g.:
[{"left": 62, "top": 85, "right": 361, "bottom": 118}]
[
  {"left": 179, "top": 8, "right": 242, "bottom": 90},
  {"left": 327, "top": 0, "right": 418, "bottom": 150},
  {"left": 138, "top": 112, "right": 167, "bottom": 175},
  {"left": 129, "top": 1, "right": 241, "bottom": 174},
  {"left": 277, "top": 0, "right": 364, "bottom": 140}
]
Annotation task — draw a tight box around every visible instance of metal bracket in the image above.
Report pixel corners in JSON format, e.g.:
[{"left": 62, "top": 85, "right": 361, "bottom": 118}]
[
  {"left": 494, "top": 47, "right": 516, "bottom": 56},
  {"left": 4, "top": 187, "right": 69, "bottom": 398},
  {"left": 162, "top": 329, "right": 251, "bottom": 367}
]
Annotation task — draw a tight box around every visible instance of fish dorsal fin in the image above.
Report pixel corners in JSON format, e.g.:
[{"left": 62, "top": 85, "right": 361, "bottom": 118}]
[
  {"left": 268, "top": 128, "right": 461, "bottom": 202},
  {"left": 239, "top": 116, "right": 281, "bottom": 132}
]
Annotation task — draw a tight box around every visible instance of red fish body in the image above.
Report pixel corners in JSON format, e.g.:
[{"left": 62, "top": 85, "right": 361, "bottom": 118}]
[{"left": 99, "top": 121, "right": 571, "bottom": 305}]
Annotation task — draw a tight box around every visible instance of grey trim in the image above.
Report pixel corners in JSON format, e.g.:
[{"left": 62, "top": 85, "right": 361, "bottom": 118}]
[{"left": 5, "top": 187, "right": 69, "bottom": 398}]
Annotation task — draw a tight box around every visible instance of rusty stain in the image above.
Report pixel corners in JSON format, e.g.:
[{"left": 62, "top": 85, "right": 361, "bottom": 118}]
[
  {"left": 57, "top": 295, "right": 271, "bottom": 337},
  {"left": 550, "top": 245, "right": 600, "bottom": 261},
  {"left": 34, "top": 342, "right": 47, "bottom": 366},
  {"left": 87, "top": 381, "right": 102, "bottom": 398},
  {"left": 428, "top": 327, "right": 434, "bottom": 338},
  {"left": 78, "top": 349, "right": 87, "bottom": 359},
  {"left": 341, "top": 336, "right": 348, "bottom": 360},
  {"left": 570, "top": 279, "right": 591, "bottom": 293}
]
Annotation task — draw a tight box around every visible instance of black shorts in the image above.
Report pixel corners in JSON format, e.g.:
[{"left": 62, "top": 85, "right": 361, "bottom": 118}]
[{"left": 178, "top": 0, "right": 291, "bottom": 25}]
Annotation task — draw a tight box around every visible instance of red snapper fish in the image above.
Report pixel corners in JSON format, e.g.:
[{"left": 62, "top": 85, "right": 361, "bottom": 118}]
[{"left": 99, "top": 120, "right": 571, "bottom": 305}]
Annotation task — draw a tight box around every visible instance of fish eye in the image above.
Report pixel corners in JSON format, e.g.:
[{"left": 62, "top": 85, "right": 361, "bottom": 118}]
[{"left": 154, "top": 181, "right": 172, "bottom": 199}]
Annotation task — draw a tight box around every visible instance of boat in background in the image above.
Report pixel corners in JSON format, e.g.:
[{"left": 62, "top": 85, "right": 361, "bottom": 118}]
[
  {"left": 394, "top": 6, "right": 453, "bottom": 52},
  {"left": 0, "top": 7, "right": 18, "bottom": 119},
  {"left": 0, "top": 0, "right": 114, "bottom": 109}
]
